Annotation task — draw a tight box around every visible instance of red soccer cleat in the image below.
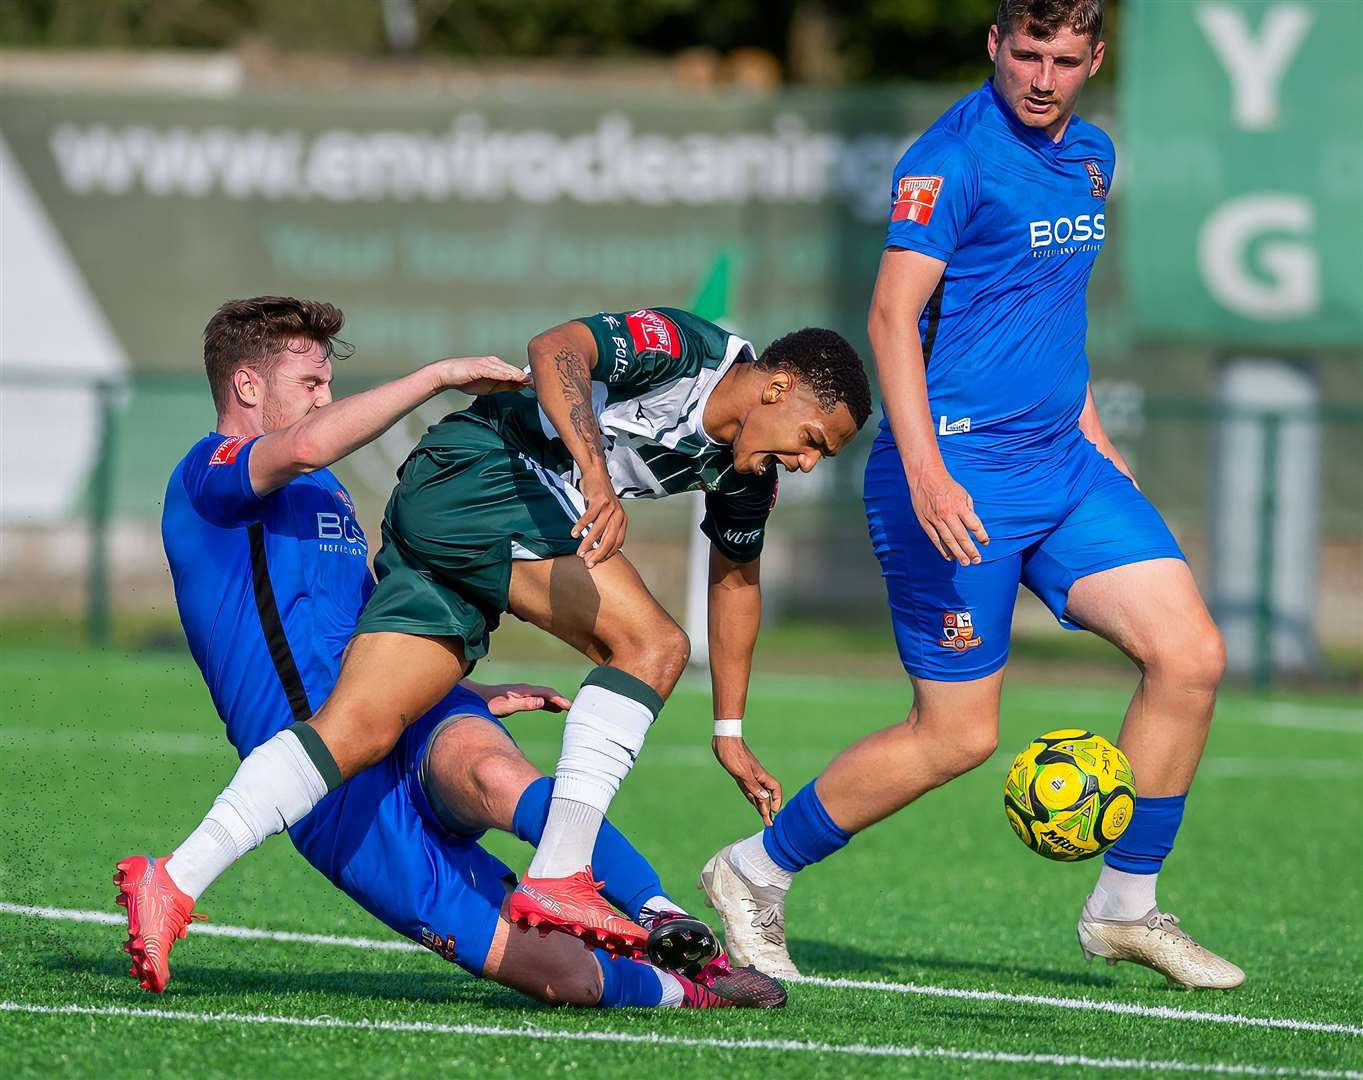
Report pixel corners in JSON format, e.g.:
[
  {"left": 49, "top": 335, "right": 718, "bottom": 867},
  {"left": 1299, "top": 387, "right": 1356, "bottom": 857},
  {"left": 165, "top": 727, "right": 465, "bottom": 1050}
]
[
  {"left": 508, "top": 868, "right": 648, "bottom": 958},
  {"left": 677, "top": 953, "right": 788, "bottom": 1009},
  {"left": 113, "top": 854, "right": 203, "bottom": 993}
]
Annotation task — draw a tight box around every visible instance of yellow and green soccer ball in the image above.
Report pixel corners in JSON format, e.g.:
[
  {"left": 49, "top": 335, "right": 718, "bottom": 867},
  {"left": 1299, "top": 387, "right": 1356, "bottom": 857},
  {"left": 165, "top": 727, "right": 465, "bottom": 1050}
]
[{"left": 1003, "top": 729, "right": 1136, "bottom": 862}]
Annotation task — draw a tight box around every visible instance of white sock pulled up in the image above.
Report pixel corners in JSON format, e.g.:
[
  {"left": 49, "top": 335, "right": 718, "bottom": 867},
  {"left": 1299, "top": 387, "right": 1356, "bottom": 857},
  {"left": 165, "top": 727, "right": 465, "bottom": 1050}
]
[
  {"left": 1086, "top": 864, "right": 1159, "bottom": 922},
  {"left": 527, "top": 669, "right": 659, "bottom": 880},
  {"left": 166, "top": 724, "right": 337, "bottom": 900},
  {"left": 730, "top": 831, "right": 794, "bottom": 892}
]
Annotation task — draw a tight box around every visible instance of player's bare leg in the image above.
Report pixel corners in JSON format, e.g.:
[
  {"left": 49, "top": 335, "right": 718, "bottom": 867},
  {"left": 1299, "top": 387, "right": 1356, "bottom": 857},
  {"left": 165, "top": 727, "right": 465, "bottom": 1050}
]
[
  {"left": 483, "top": 893, "right": 785, "bottom": 1009},
  {"left": 504, "top": 552, "right": 689, "bottom": 957},
  {"left": 310, "top": 631, "right": 469, "bottom": 776},
  {"left": 703, "top": 672, "right": 1004, "bottom": 976},
  {"left": 114, "top": 632, "right": 468, "bottom": 992},
  {"left": 1065, "top": 558, "right": 1242, "bottom": 989}
]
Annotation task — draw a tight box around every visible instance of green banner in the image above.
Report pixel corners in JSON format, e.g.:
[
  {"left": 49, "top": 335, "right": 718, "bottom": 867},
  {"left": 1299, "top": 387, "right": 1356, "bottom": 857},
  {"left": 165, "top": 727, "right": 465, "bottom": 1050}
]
[
  {"left": 0, "top": 86, "right": 979, "bottom": 375},
  {"left": 1121, "top": 0, "right": 1363, "bottom": 349}
]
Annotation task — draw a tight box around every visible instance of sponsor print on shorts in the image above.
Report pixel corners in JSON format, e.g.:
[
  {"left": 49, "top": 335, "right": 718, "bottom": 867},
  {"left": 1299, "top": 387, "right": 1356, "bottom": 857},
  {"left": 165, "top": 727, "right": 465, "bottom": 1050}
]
[
  {"left": 939, "top": 611, "right": 983, "bottom": 652},
  {"left": 626, "top": 309, "right": 681, "bottom": 357},
  {"left": 891, "top": 175, "right": 943, "bottom": 225},
  {"left": 419, "top": 927, "right": 458, "bottom": 962}
]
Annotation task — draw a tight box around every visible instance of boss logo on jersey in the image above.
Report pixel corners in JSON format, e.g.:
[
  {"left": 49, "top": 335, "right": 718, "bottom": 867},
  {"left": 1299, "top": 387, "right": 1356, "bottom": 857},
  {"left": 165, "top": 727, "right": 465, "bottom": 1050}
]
[
  {"left": 891, "top": 175, "right": 943, "bottom": 225},
  {"left": 626, "top": 309, "right": 681, "bottom": 358},
  {"left": 209, "top": 435, "right": 254, "bottom": 466},
  {"left": 940, "top": 611, "right": 983, "bottom": 652},
  {"left": 1028, "top": 213, "right": 1105, "bottom": 251},
  {"left": 1084, "top": 161, "right": 1107, "bottom": 199},
  {"left": 316, "top": 511, "right": 366, "bottom": 550}
]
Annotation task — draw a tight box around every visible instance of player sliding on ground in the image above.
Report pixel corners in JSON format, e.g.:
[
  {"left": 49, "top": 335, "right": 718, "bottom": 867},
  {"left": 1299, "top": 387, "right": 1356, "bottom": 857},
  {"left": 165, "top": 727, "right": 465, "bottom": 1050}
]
[
  {"left": 121, "top": 298, "right": 872, "bottom": 968},
  {"left": 117, "top": 296, "right": 784, "bottom": 1009},
  {"left": 701, "top": 0, "right": 1243, "bottom": 991}
]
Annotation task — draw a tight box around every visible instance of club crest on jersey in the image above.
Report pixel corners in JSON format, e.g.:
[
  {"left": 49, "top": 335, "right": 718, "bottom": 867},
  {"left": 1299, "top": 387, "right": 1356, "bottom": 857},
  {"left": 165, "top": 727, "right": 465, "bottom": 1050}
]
[
  {"left": 336, "top": 488, "right": 354, "bottom": 514},
  {"left": 626, "top": 309, "right": 681, "bottom": 358},
  {"left": 1084, "top": 161, "right": 1107, "bottom": 199},
  {"left": 208, "top": 434, "right": 253, "bottom": 466},
  {"left": 891, "top": 175, "right": 943, "bottom": 225},
  {"left": 940, "top": 611, "right": 983, "bottom": 652}
]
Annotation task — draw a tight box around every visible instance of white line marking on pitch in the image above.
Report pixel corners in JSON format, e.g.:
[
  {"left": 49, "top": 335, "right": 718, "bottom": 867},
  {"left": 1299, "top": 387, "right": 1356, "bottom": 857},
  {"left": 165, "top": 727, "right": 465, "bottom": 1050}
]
[
  {"left": 4, "top": 902, "right": 1359, "bottom": 1038},
  {"left": 2, "top": 1002, "right": 1358, "bottom": 1078}
]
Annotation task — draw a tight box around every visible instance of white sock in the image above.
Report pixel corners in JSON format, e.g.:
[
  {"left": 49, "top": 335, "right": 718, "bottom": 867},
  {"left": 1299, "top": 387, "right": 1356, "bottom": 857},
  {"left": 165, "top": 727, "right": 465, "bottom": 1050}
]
[
  {"left": 1086, "top": 865, "right": 1158, "bottom": 922},
  {"left": 641, "top": 894, "right": 688, "bottom": 917},
  {"left": 527, "top": 681, "right": 654, "bottom": 879},
  {"left": 730, "top": 831, "right": 793, "bottom": 892},
  {"left": 526, "top": 797, "right": 604, "bottom": 880},
  {"left": 654, "top": 968, "right": 685, "bottom": 1008},
  {"left": 166, "top": 727, "right": 333, "bottom": 900}
]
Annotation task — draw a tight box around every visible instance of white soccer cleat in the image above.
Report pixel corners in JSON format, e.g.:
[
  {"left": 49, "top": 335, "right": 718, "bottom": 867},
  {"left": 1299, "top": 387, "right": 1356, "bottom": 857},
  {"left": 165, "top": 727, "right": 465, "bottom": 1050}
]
[
  {"left": 1078, "top": 906, "right": 1245, "bottom": 990},
  {"left": 698, "top": 843, "right": 801, "bottom": 980}
]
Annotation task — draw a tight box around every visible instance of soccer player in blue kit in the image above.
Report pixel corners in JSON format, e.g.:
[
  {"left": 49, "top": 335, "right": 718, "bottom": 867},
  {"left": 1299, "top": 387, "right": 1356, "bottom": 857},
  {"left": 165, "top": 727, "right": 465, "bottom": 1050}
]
[
  {"left": 702, "top": 0, "right": 1243, "bottom": 990},
  {"left": 116, "top": 296, "right": 784, "bottom": 1010}
]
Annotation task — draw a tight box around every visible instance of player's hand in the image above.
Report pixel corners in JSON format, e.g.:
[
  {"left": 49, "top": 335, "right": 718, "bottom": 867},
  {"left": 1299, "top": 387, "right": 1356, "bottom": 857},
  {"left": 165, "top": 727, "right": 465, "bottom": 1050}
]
[
  {"left": 437, "top": 356, "right": 530, "bottom": 396},
  {"left": 481, "top": 683, "right": 572, "bottom": 717},
  {"left": 712, "top": 736, "right": 783, "bottom": 826},
  {"left": 573, "top": 473, "right": 627, "bottom": 568},
  {"left": 908, "top": 461, "right": 989, "bottom": 566}
]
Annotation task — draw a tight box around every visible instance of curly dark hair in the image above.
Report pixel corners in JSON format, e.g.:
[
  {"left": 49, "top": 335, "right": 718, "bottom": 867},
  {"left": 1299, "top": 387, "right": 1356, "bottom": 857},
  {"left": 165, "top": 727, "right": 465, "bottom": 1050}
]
[
  {"left": 755, "top": 327, "right": 872, "bottom": 429},
  {"left": 996, "top": 0, "right": 1103, "bottom": 48}
]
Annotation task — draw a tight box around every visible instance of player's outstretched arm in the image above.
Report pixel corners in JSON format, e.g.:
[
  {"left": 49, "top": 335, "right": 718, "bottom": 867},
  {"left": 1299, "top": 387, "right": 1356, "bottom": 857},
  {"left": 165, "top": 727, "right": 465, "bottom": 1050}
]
[
  {"left": 868, "top": 249, "right": 989, "bottom": 566},
  {"left": 706, "top": 547, "right": 783, "bottom": 825},
  {"left": 527, "top": 320, "right": 627, "bottom": 568},
  {"left": 1077, "top": 383, "right": 1137, "bottom": 485},
  {"left": 248, "top": 356, "right": 528, "bottom": 497}
]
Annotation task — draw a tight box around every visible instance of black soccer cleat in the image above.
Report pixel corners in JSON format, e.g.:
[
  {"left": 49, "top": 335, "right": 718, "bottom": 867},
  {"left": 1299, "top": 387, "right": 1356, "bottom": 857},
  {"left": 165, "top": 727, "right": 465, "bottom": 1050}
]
[{"left": 642, "top": 910, "right": 721, "bottom": 980}]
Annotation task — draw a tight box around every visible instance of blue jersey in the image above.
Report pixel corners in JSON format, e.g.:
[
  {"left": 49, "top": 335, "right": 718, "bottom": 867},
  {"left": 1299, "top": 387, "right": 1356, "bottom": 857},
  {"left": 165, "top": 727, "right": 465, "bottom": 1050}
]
[
  {"left": 162, "top": 433, "right": 372, "bottom": 757},
  {"left": 883, "top": 78, "right": 1113, "bottom": 458}
]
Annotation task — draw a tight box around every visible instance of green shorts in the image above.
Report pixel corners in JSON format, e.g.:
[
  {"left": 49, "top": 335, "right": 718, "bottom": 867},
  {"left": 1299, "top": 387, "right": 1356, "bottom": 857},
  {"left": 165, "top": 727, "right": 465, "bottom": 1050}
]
[{"left": 355, "top": 416, "right": 584, "bottom": 659}]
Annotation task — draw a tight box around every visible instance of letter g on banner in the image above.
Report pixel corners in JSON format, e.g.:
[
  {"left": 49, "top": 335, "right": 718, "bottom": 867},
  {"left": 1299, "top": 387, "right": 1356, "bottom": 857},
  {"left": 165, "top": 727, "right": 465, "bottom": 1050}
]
[{"left": 1196, "top": 193, "right": 1319, "bottom": 319}]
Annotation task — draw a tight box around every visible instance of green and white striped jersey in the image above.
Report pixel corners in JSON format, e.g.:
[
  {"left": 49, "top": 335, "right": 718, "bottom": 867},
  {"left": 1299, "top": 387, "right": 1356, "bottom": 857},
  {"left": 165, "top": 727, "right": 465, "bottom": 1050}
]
[{"left": 462, "top": 307, "right": 778, "bottom": 563}]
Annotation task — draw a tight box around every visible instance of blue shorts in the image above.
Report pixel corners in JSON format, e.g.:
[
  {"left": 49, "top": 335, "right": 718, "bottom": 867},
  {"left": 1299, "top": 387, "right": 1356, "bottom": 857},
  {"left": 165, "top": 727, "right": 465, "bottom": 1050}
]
[
  {"left": 863, "top": 428, "right": 1184, "bottom": 682},
  {"left": 288, "top": 685, "right": 516, "bottom": 976}
]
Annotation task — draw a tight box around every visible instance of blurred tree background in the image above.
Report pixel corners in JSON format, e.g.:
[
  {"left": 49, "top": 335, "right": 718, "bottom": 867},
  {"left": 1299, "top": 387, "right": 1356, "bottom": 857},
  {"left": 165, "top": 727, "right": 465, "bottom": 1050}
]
[{"left": 0, "top": 0, "right": 1121, "bottom": 83}]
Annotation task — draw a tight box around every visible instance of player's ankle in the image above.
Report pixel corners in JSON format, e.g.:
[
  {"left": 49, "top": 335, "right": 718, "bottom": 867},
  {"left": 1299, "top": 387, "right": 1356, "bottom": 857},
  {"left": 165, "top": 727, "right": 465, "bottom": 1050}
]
[{"left": 730, "top": 833, "right": 793, "bottom": 891}]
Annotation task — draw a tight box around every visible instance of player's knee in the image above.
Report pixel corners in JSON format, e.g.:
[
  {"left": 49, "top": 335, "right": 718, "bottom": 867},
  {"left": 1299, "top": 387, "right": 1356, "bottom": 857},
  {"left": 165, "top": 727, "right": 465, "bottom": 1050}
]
[
  {"left": 952, "top": 725, "right": 999, "bottom": 773},
  {"left": 310, "top": 701, "right": 406, "bottom": 773},
  {"left": 1146, "top": 623, "right": 1226, "bottom": 697},
  {"left": 615, "top": 618, "right": 689, "bottom": 697}
]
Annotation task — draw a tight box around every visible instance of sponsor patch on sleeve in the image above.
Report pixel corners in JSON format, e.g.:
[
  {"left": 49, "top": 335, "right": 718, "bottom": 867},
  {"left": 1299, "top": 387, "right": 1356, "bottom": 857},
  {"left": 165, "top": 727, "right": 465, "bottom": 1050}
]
[
  {"left": 209, "top": 434, "right": 255, "bottom": 466},
  {"left": 890, "top": 175, "right": 944, "bottom": 225},
  {"left": 625, "top": 309, "right": 682, "bottom": 358}
]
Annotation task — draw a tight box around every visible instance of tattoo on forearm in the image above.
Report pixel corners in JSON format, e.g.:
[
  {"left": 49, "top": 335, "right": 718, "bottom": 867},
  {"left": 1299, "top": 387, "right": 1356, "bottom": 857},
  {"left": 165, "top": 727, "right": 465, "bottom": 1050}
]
[{"left": 552, "top": 347, "right": 604, "bottom": 464}]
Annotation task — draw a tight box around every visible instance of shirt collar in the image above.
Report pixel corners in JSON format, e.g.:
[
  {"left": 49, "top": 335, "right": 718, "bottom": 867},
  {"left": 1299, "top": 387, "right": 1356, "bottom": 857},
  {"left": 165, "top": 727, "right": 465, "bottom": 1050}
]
[{"left": 985, "top": 76, "right": 1068, "bottom": 154}]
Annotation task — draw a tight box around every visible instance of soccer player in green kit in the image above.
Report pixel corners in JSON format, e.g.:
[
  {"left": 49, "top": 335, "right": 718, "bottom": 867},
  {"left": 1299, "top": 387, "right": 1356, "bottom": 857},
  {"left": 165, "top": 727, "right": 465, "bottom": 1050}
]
[{"left": 142, "top": 305, "right": 872, "bottom": 965}]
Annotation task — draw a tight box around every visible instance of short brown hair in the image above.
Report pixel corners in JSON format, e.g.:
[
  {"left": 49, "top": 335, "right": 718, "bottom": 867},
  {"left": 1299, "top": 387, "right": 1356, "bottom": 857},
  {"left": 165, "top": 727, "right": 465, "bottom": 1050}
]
[
  {"left": 996, "top": 0, "right": 1104, "bottom": 48},
  {"left": 203, "top": 296, "right": 349, "bottom": 412}
]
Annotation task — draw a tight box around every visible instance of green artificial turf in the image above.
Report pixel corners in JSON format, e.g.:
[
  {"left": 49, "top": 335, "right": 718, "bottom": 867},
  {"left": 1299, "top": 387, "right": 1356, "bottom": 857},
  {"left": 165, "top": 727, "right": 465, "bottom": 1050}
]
[{"left": 1, "top": 646, "right": 1360, "bottom": 1077}]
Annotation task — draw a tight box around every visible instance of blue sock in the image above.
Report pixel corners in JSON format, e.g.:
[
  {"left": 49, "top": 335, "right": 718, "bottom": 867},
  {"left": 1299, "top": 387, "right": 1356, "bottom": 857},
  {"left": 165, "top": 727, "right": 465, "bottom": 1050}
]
[
  {"left": 1103, "top": 794, "right": 1187, "bottom": 874},
  {"left": 762, "top": 780, "right": 852, "bottom": 873},
  {"left": 512, "top": 776, "right": 665, "bottom": 919},
  {"left": 595, "top": 951, "right": 665, "bottom": 1008}
]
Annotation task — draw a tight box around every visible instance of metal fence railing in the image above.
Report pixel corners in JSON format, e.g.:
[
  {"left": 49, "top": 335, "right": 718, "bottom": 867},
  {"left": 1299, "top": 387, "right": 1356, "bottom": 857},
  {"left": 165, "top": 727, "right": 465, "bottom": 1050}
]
[{"left": 2, "top": 371, "right": 1360, "bottom": 687}]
